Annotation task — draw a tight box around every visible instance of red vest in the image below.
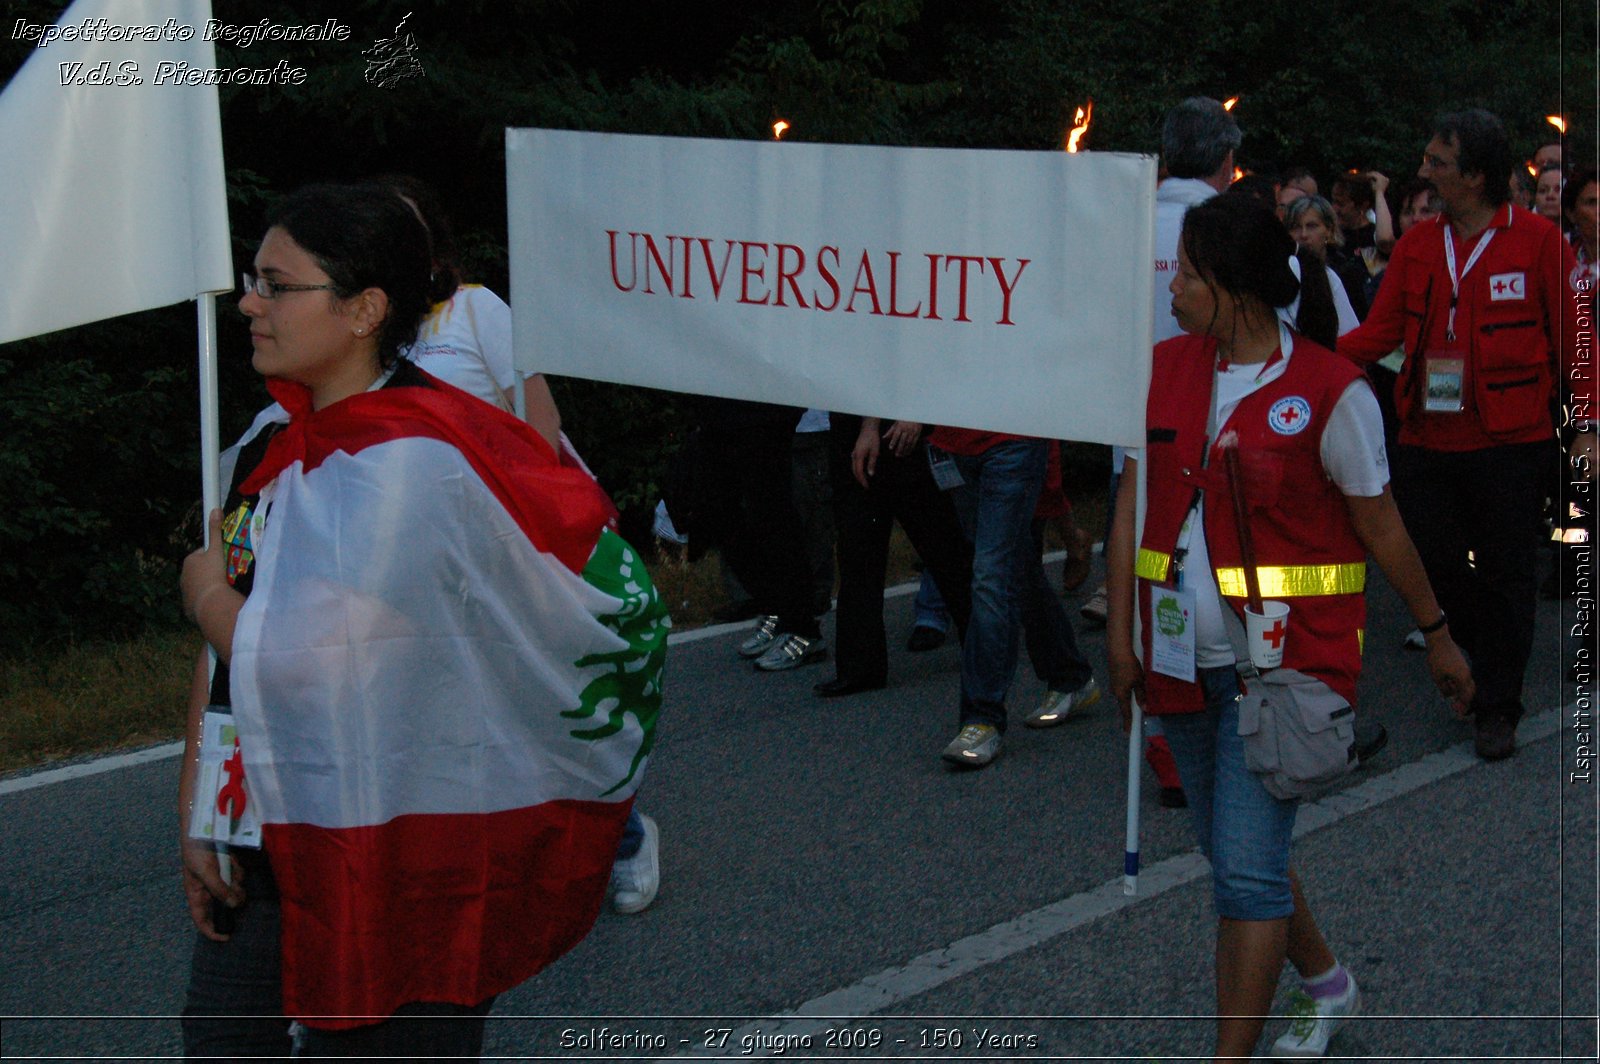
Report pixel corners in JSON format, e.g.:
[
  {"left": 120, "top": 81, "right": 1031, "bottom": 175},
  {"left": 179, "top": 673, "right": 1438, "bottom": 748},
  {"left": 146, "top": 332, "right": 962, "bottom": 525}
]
[{"left": 1137, "top": 333, "right": 1369, "bottom": 714}]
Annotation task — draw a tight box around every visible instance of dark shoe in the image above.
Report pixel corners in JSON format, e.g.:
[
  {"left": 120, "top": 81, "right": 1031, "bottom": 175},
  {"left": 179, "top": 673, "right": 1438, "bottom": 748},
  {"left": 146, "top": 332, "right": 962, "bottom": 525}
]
[
  {"left": 905, "top": 626, "right": 946, "bottom": 652},
  {"left": 1474, "top": 715, "right": 1516, "bottom": 761},
  {"left": 1354, "top": 721, "right": 1388, "bottom": 766},
  {"left": 1158, "top": 786, "right": 1188, "bottom": 809},
  {"left": 813, "top": 676, "right": 886, "bottom": 698}
]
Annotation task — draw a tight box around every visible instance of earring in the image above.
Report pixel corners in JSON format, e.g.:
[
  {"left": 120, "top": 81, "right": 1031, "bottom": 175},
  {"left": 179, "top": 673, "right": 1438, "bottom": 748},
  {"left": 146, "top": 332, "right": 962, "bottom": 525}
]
[{"left": 355, "top": 327, "right": 367, "bottom": 336}]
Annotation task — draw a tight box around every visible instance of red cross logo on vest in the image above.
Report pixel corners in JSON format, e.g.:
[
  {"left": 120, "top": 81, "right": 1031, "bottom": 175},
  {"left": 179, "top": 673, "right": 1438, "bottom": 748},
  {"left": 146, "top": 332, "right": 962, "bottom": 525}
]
[
  {"left": 1268, "top": 396, "right": 1313, "bottom": 436},
  {"left": 1488, "top": 271, "right": 1525, "bottom": 301}
]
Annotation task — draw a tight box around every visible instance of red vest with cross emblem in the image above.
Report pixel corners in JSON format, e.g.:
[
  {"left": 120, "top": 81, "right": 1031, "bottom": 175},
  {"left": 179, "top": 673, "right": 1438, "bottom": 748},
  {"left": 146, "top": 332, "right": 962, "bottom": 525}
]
[{"left": 1136, "top": 333, "right": 1370, "bottom": 714}]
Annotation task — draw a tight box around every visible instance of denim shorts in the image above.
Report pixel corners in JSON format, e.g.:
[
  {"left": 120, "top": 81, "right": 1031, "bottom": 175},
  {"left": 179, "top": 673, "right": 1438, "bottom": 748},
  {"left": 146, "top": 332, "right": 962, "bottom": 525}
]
[{"left": 1160, "top": 666, "right": 1299, "bottom": 921}]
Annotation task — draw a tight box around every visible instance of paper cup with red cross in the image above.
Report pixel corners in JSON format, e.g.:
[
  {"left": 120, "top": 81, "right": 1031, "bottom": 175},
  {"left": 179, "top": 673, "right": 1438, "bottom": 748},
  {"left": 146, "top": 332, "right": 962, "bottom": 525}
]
[{"left": 1243, "top": 600, "right": 1290, "bottom": 670}]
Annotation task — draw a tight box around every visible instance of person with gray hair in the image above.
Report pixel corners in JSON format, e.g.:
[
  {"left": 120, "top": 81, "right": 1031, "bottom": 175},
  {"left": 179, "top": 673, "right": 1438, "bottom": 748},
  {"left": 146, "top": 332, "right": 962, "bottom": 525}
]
[{"left": 1160, "top": 96, "right": 1242, "bottom": 181}]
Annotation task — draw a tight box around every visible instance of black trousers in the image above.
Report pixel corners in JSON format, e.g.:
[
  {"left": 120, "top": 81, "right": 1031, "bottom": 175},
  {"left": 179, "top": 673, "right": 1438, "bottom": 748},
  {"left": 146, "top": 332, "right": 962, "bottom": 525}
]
[
  {"left": 1391, "top": 441, "right": 1550, "bottom": 723},
  {"left": 827, "top": 415, "right": 974, "bottom": 684},
  {"left": 695, "top": 400, "right": 819, "bottom": 638}
]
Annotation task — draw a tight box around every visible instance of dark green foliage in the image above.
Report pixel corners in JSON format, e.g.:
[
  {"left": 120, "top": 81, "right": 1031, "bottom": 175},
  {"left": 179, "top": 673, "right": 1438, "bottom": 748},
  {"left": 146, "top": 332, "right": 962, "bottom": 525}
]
[{"left": 1, "top": 0, "right": 1593, "bottom": 641}]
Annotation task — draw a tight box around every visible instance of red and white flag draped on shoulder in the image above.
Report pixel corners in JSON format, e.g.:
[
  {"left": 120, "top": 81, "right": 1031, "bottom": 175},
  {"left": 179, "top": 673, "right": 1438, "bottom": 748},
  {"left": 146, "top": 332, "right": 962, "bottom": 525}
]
[{"left": 229, "top": 374, "right": 666, "bottom": 1027}]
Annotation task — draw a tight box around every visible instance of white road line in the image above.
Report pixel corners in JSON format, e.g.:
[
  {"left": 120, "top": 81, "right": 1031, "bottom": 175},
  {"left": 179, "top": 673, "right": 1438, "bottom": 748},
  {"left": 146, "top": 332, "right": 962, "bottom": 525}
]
[
  {"left": 1, "top": 554, "right": 1082, "bottom": 794},
  {"left": 0, "top": 740, "right": 185, "bottom": 795},
  {"left": 661, "top": 705, "right": 1566, "bottom": 1058}
]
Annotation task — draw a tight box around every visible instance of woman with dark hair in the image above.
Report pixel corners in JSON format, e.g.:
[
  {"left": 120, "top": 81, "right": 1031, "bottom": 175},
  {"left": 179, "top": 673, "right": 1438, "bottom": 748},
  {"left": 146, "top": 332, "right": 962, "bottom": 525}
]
[
  {"left": 1106, "top": 194, "right": 1471, "bottom": 1059},
  {"left": 1534, "top": 164, "right": 1564, "bottom": 226},
  {"left": 177, "top": 183, "right": 664, "bottom": 1058},
  {"left": 1329, "top": 172, "right": 1379, "bottom": 253},
  {"left": 1562, "top": 165, "right": 1597, "bottom": 261}
]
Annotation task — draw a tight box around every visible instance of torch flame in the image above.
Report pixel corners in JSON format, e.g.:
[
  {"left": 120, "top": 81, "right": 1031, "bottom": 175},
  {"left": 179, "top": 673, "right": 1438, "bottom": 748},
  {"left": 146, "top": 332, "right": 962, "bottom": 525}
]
[
  {"left": 1233, "top": 167, "right": 1244, "bottom": 183},
  {"left": 1547, "top": 114, "right": 1567, "bottom": 134},
  {"left": 772, "top": 119, "right": 790, "bottom": 140},
  {"left": 1223, "top": 96, "right": 1238, "bottom": 111},
  {"left": 1528, "top": 163, "right": 1538, "bottom": 177},
  {"left": 1065, "top": 99, "right": 1094, "bottom": 153}
]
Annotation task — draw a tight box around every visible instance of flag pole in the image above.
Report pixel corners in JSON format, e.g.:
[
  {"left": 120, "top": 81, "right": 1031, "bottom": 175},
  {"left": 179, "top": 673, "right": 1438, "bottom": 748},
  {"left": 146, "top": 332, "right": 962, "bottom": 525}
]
[
  {"left": 196, "top": 292, "right": 231, "bottom": 887},
  {"left": 197, "top": 294, "right": 221, "bottom": 519},
  {"left": 1123, "top": 695, "right": 1143, "bottom": 895}
]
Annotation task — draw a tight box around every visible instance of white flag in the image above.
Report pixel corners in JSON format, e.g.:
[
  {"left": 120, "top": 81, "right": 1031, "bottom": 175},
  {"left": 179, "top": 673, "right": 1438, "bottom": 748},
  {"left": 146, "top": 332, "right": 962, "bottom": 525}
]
[{"left": 0, "top": 0, "right": 231, "bottom": 346}]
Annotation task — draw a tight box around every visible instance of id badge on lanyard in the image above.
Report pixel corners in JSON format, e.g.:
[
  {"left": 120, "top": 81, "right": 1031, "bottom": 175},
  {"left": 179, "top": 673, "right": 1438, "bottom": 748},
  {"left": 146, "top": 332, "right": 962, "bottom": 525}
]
[
  {"left": 1149, "top": 584, "right": 1197, "bottom": 682},
  {"left": 1429, "top": 221, "right": 1498, "bottom": 415},
  {"left": 1149, "top": 504, "right": 1199, "bottom": 682},
  {"left": 1422, "top": 354, "right": 1466, "bottom": 412},
  {"left": 188, "top": 708, "right": 263, "bottom": 848}
]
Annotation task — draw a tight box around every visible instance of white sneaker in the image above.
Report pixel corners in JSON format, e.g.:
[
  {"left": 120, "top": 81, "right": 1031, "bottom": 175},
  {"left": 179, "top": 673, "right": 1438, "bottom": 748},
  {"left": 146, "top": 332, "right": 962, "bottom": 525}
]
[
  {"left": 610, "top": 814, "right": 659, "bottom": 914},
  {"left": 1026, "top": 677, "right": 1101, "bottom": 728},
  {"left": 1272, "top": 972, "right": 1360, "bottom": 1058}
]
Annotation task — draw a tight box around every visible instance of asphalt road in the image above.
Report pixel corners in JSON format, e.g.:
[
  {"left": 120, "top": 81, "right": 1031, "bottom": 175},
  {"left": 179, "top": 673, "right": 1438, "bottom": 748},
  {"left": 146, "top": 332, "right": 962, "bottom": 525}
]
[{"left": 2, "top": 556, "right": 1595, "bottom": 1062}]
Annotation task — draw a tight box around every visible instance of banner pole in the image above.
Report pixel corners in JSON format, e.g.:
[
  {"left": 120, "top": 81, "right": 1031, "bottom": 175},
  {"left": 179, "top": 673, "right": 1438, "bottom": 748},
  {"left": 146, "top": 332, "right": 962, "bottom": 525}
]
[{"left": 1123, "top": 696, "right": 1143, "bottom": 895}]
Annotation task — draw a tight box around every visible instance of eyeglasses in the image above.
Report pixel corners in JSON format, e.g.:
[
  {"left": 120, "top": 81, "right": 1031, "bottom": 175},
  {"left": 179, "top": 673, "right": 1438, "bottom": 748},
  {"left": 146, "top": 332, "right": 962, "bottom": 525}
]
[
  {"left": 241, "top": 272, "right": 339, "bottom": 300},
  {"left": 1421, "top": 152, "right": 1456, "bottom": 171}
]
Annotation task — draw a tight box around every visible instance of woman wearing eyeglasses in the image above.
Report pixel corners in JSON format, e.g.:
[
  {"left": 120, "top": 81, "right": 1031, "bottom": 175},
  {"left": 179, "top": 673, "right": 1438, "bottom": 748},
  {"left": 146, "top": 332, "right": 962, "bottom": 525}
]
[{"left": 177, "top": 183, "right": 663, "bottom": 1059}]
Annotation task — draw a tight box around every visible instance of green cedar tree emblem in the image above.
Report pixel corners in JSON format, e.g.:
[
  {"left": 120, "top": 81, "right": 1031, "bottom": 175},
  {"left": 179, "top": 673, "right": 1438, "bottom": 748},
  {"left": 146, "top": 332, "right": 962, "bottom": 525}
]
[{"left": 562, "top": 529, "right": 670, "bottom": 795}]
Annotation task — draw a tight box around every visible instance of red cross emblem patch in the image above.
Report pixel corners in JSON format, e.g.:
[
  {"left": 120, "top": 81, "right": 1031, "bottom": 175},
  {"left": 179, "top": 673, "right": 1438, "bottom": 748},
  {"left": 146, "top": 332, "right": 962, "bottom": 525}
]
[
  {"left": 1488, "top": 272, "right": 1525, "bottom": 301},
  {"left": 1267, "top": 396, "right": 1313, "bottom": 435}
]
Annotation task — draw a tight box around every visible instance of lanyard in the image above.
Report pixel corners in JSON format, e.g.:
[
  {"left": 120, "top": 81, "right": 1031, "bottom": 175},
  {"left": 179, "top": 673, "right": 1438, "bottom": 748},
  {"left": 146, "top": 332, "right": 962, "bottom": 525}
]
[
  {"left": 1442, "top": 215, "right": 1499, "bottom": 342},
  {"left": 1174, "top": 326, "right": 1296, "bottom": 586}
]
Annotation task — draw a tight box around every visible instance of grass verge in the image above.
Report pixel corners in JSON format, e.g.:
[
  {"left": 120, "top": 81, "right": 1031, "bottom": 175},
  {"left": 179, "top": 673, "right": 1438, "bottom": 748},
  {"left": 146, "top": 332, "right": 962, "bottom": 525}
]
[{"left": 1, "top": 628, "right": 200, "bottom": 774}]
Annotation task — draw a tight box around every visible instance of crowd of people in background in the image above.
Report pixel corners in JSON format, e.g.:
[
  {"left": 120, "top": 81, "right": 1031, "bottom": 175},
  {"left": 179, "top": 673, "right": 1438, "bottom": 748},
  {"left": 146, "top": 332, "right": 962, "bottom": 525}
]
[{"left": 178, "top": 99, "right": 1593, "bottom": 1060}]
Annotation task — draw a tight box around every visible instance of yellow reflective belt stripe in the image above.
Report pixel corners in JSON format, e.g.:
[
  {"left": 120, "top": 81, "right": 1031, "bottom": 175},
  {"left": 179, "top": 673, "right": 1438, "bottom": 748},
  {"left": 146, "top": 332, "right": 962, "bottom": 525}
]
[
  {"left": 1135, "top": 548, "right": 1171, "bottom": 583},
  {"left": 1357, "top": 629, "right": 1365, "bottom": 655},
  {"left": 1214, "top": 563, "right": 1366, "bottom": 598}
]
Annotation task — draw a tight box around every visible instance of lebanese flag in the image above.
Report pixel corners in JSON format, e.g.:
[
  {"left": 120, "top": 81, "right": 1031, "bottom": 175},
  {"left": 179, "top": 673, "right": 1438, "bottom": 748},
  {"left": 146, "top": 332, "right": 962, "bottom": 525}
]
[{"left": 228, "top": 374, "right": 667, "bottom": 1027}]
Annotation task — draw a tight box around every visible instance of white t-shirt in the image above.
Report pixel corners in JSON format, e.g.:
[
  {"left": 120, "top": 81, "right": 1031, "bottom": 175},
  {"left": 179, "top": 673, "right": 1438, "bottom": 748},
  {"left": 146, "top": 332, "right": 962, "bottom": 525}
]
[
  {"left": 402, "top": 285, "right": 515, "bottom": 410},
  {"left": 1172, "top": 327, "right": 1389, "bottom": 665}
]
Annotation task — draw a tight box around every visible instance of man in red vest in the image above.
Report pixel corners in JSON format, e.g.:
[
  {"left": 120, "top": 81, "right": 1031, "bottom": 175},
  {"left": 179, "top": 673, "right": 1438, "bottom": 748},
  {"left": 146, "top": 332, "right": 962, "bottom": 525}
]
[{"left": 1339, "top": 109, "right": 1592, "bottom": 760}]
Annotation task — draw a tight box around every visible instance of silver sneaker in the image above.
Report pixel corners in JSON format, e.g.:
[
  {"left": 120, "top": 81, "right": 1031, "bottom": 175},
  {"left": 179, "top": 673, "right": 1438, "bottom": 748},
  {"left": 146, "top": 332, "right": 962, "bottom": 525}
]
[
  {"left": 941, "top": 723, "right": 1001, "bottom": 767},
  {"left": 1026, "top": 677, "right": 1101, "bottom": 728},
  {"left": 737, "top": 615, "right": 780, "bottom": 658},
  {"left": 754, "top": 633, "right": 827, "bottom": 671},
  {"left": 610, "top": 814, "right": 659, "bottom": 914}
]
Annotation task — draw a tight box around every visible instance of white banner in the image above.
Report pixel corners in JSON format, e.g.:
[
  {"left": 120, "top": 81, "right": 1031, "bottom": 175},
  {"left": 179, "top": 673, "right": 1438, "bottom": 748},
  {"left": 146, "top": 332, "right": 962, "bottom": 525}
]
[
  {"left": 507, "top": 130, "right": 1154, "bottom": 446},
  {"left": 0, "top": 0, "right": 232, "bottom": 346}
]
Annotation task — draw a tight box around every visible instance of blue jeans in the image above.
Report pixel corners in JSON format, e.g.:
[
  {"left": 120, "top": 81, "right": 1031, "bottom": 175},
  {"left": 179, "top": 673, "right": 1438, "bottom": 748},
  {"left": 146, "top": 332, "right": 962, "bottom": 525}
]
[
  {"left": 912, "top": 570, "right": 952, "bottom": 633},
  {"left": 1160, "top": 668, "right": 1299, "bottom": 921},
  {"left": 946, "top": 439, "right": 1092, "bottom": 732}
]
